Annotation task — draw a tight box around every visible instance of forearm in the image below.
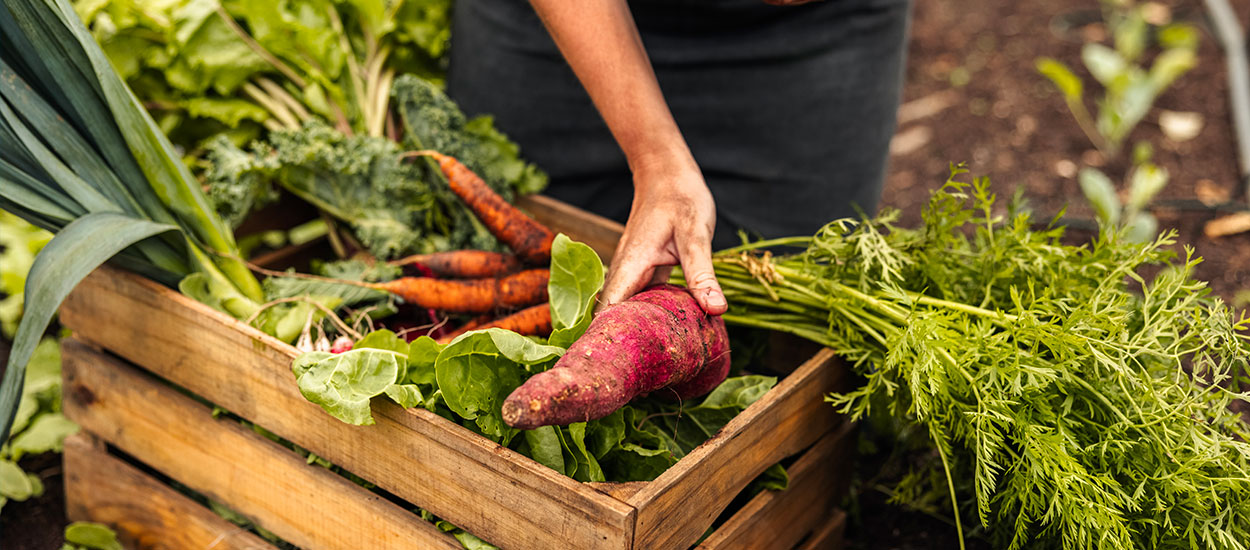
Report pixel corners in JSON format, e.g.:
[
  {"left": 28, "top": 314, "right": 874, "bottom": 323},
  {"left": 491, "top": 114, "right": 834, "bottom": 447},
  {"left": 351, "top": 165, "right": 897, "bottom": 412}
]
[{"left": 528, "top": 0, "right": 694, "bottom": 179}]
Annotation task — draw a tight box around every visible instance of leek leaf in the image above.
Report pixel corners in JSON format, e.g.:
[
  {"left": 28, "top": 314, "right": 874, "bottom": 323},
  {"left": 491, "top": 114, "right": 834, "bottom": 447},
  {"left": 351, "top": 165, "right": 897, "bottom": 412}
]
[{"left": 0, "top": 212, "right": 177, "bottom": 441}]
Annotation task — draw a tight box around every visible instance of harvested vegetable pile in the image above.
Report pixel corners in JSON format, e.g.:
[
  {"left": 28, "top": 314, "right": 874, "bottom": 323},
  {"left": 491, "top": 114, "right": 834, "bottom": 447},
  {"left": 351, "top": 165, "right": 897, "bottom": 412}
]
[
  {"left": 292, "top": 234, "right": 774, "bottom": 483},
  {"left": 682, "top": 167, "right": 1250, "bottom": 550}
]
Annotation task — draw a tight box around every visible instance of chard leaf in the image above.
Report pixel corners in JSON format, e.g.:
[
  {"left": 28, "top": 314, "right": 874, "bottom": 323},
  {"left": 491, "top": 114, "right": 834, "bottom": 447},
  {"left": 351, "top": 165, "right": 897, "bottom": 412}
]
[
  {"left": 435, "top": 329, "right": 562, "bottom": 440},
  {"left": 354, "top": 329, "right": 408, "bottom": 355},
  {"left": 0, "top": 459, "right": 38, "bottom": 500},
  {"left": 453, "top": 531, "right": 499, "bottom": 550},
  {"left": 383, "top": 384, "right": 426, "bottom": 409},
  {"left": 547, "top": 234, "right": 604, "bottom": 348},
  {"left": 64, "top": 522, "right": 124, "bottom": 550},
  {"left": 523, "top": 426, "right": 567, "bottom": 475},
  {"left": 292, "top": 348, "right": 404, "bottom": 425},
  {"left": 565, "top": 422, "right": 605, "bottom": 482},
  {"left": 405, "top": 336, "right": 443, "bottom": 386},
  {"left": 9, "top": 412, "right": 78, "bottom": 459},
  {"left": 586, "top": 409, "right": 626, "bottom": 459}
]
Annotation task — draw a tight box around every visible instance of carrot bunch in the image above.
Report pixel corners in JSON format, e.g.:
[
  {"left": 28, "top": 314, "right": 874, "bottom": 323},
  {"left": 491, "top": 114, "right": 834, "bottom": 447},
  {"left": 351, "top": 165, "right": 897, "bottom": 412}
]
[{"left": 370, "top": 152, "right": 558, "bottom": 341}]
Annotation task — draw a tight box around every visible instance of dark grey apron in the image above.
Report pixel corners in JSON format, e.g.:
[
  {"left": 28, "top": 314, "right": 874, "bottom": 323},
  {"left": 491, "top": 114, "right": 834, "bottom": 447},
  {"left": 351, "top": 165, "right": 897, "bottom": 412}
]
[{"left": 447, "top": 0, "right": 911, "bottom": 248}]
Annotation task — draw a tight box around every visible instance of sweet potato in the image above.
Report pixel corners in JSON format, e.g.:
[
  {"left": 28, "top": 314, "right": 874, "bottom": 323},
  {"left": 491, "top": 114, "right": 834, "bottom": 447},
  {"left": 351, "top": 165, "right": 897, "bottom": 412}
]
[{"left": 501, "top": 284, "right": 730, "bottom": 429}]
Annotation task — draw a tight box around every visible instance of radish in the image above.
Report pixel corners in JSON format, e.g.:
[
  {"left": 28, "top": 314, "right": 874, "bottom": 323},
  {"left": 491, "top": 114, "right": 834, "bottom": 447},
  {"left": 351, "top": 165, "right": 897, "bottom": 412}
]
[{"left": 501, "top": 284, "right": 731, "bottom": 429}]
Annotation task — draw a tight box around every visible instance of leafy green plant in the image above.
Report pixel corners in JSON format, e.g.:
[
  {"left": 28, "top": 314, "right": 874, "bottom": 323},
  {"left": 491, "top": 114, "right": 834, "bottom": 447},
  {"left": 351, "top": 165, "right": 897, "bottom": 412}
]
[
  {"left": 1078, "top": 143, "right": 1169, "bottom": 241},
  {"left": 1036, "top": 0, "right": 1198, "bottom": 155},
  {"left": 1, "top": 338, "right": 79, "bottom": 514},
  {"left": 202, "top": 76, "right": 549, "bottom": 259},
  {"left": 73, "top": 0, "right": 452, "bottom": 152},
  {"left": 1, "top": 0, "right": 263, "bottom": 442},
  {"left": 0, "top": 212, "right": 51, "bottom": 338},
  {"left": 678, "top": 167, "right": 1250, "bottom": 550},
  {"left": 62, "top": 522, "right": 123, "bottom": 550}
]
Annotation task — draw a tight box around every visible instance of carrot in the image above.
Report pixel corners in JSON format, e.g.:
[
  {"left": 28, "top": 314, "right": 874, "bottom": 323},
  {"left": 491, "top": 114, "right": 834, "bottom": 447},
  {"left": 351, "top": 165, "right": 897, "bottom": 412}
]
[
  {"left": 501, "top": 284, "right": 730, "bottom": 429},
  {"left": 413, "top": 151, "right": 555, "bottom": 264},
  {"left": 390, "top": 250, "right": 521, "bottom": 279},
  {"left": 374, "top": 268, "right": 550, "bottom": 313},
  {"left": 436, "top": 304, "right": 553, "bottom": 344}
]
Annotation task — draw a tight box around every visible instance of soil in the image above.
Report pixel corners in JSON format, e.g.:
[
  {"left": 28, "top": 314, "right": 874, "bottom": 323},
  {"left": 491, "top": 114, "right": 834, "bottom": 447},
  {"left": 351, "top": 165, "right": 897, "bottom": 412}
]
[{"left": 5, "top": 0, "right": 1250, "bottom": 548}]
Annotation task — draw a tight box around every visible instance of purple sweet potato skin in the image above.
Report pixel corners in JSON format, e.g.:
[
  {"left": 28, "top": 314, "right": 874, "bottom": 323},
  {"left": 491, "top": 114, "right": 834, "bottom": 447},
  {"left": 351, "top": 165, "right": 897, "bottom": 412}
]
[{"left": 501, "top": 284, "right": 731, "bottom": 429}]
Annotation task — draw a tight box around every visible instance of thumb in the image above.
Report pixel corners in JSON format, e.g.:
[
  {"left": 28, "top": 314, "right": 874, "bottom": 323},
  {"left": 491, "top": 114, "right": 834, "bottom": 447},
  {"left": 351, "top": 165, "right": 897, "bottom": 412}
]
[
  {"left": 677, "top": 233, "right": 727, "bottom": 315},
  {"left": 601, "top": 253, "right": 656, "bottom": 311}
]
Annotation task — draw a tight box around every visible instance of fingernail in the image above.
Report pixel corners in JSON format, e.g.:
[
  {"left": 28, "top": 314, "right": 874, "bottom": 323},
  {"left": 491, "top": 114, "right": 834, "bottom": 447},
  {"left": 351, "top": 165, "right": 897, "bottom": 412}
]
[{"left": 707, "top": 289, "right": 727, "bottom": 309}]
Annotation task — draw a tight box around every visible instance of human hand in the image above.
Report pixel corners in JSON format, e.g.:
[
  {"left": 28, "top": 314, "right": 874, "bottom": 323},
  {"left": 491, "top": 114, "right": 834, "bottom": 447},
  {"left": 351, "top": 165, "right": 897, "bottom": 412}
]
[{"left": 601, "top": 158, "right": 727, "bottom": 315}]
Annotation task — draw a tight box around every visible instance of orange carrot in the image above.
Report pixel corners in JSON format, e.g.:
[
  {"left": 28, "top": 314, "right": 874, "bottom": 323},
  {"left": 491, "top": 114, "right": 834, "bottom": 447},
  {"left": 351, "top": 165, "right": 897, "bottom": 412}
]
[
  {"left": 436, "top": 304, "right": 553, "bottom": 344},
  {"left": 374, "top": 268, "right": 549, "bottom": 313},
  {"left": 416, "top": 151, "right": 555, "bottom": 264},
  {"left": 389, "top": 250, "right": 521, "bottom": 279}
]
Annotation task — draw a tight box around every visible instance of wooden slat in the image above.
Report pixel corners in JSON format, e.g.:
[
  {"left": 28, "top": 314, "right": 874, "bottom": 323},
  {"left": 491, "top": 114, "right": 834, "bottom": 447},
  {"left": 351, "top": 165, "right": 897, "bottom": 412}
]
[
  {"left": 59, "top": 270, "right": 635, "bottom": 550},
  {"left": 796, "top": 510, "right": 847, "bottom": 550},
  {"left": 63, "top": 433, "right": 274, "bottom": 550},
  {"left": 628, "top": 348, "right": 846, "bottom": 550},
  {"left": 62, "top": 339, "right": 463, "bottom": 550},
  {"left": 517, "top": 194, "right": 624, "bottom": 261},
  {"left": 697, "top": 422, "right": 854, "bottom": 550}
]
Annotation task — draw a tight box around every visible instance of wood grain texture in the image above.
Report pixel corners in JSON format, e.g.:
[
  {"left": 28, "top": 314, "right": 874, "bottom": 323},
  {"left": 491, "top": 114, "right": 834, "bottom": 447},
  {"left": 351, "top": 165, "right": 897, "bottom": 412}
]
[
  {"left": 629, "top": 348, "right": 846, "bottom": 550},
  {"left": 797, "top": 509, "right": 847, "bottom": 550},
  {"left": 63, "top": 433, "right": 274, "bottom": 550},
  {"left": 62, "top": 340, "right": 463, "bottom": 550},
  {"left": 59, "top": 273, "right": 634, "bottom": 550},
  {"left": 517, "top": 194, "right": 624, "bottom": 261},
  {"left": 697, "top": 423, "right": 854, "bottom": 550}
]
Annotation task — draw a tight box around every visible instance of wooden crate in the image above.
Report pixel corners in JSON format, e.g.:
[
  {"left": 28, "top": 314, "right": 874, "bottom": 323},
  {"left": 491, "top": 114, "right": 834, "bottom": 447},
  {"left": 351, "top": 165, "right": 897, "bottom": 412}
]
[{"left": 59, "top": 195, "right": 853, "bottom": 549}]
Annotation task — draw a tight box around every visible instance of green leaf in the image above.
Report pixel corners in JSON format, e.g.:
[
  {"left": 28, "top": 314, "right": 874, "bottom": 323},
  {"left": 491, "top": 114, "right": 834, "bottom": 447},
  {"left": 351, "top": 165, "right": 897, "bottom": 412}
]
[
  {"left": 64, "top": 522, "right": 124, "bottom": 550},
  {"left": 292, "top": 348, "right": 404, "bottom": 425},
  {"left": 1, "top": 213, "right": 177, "bottom": 442},
  {"left": 435, "top": 329, "right": 563, "bottom": 440},
  {"left": 523, "top": 426, "right": 567, "bottom": 475},
  {"left": 1157, "top": 23, "right": 1199, "bottom": 50},
  {"left": 0, "top": 459, "right": 38, "bottom": 500},
  {"left": 10, "top": 396, "right": 39, "bottom": 438},
  {"left": 1036, "top": 58, "right": 1083, "bottom": 102},
  {"left": 383, "top": 384, "right": 426, "bottom": 409},
  {"left": 1113, "top": 8, "right": 1148, "bottom": 62},
  {"left": 453, "top": 531, "right": 499, "bottom": 550},
  {"left": 182, "top": 97, "right": 270, "bottom": 128},
  {"left": 586, "top": 409, "right": 626, "bottom": 459},
  {"left": 23, "top": 338, "right": 61, "bottom": 398},
  {"left": 697, "top": 375, "right": 776, "bottom": 409},
  {"left": 565, "top": 422, "right": 606, "bottom": 482},
  {"left": 1078, "top": 168, "right": 1121, "bottom": 227},
  {"left": 750, "top": 463, "right": 789, "bottom": 493},
  {"left": 1126, "top": 163, "right": 1168, "bottom": 211},
  {"left": 1148, "top": 48, "right": 1196, "bottom": 92},
  {"left": 355, "top": 329, "right": 409, "bottom": 355},
  {"left": 9, "top": 412, "right": 79, "bottom": 459},
  {"left": 405, "top": 336, "right": 443, "bottom": 386},
  {"left": 1081, "top": 43, "right": 1126, "bottom": 86},
  {"left": 547, "top": 234, "right": 605, "bottom": 348},
  {"left": 1124, "top": 212, "right": 1158, "bottom": 243}
]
